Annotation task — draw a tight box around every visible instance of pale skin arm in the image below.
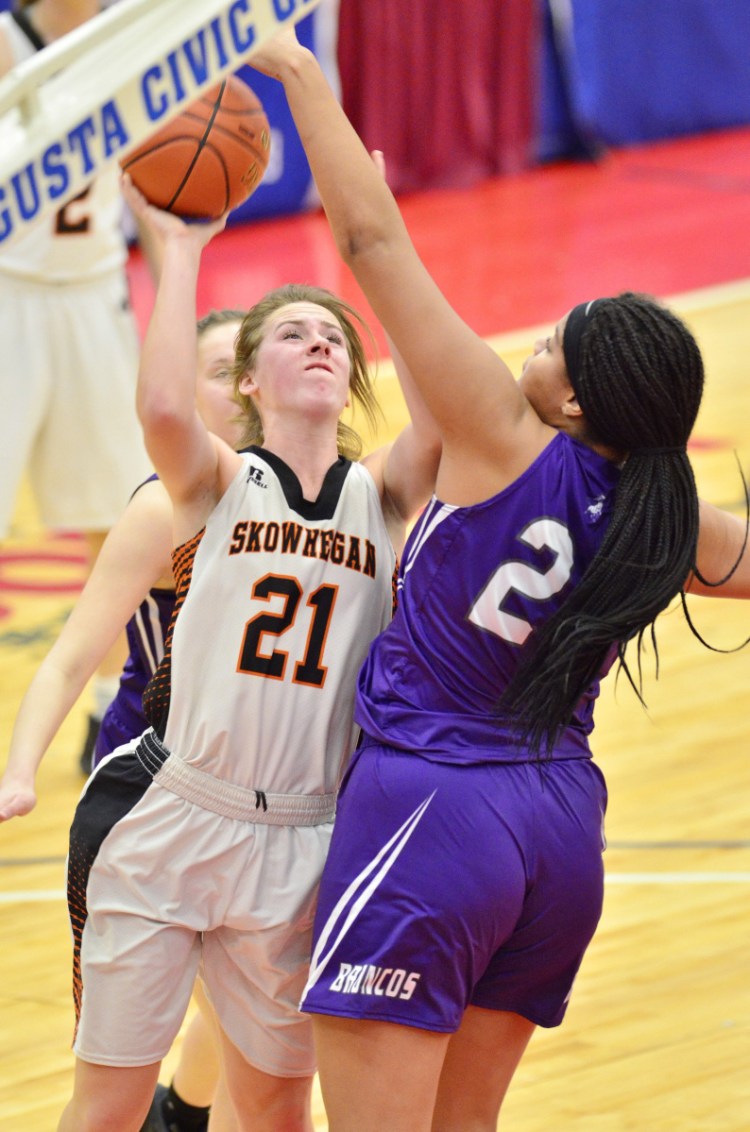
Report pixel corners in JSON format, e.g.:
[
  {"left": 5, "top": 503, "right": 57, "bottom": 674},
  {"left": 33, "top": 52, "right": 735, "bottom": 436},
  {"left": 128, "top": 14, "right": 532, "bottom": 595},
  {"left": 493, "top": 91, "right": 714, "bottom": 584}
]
[
  {"left": 133, "top": 214, "right": 164, "bottom": 284},
  {"left": 248, "top": 32, "right": 551, "bottom": 504},
  {"left": 687, "top": 500, "right": 750, "bottom": 599},
  {"left": 0, "top": 480, "right": 174, "bottom": 821},
  {"left": 360, "top": 153, "right": 441, "bottom": 550},
  {"left": 122, "top": 177, "right": 242, "bottom": 541},
  {"left": 362, "top": 333, "right": 442, "bottom": 553}
]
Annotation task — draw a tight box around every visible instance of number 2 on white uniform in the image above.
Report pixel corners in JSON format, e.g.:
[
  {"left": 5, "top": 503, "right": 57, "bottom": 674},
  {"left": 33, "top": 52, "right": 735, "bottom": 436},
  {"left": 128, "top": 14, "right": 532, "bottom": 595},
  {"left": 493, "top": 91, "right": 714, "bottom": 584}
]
[
  {"left": 237, "top": 574, "right": 338, "bottom": 687},
  {"left": 467, "top": 518, "right": 574, "bottom": 645}
]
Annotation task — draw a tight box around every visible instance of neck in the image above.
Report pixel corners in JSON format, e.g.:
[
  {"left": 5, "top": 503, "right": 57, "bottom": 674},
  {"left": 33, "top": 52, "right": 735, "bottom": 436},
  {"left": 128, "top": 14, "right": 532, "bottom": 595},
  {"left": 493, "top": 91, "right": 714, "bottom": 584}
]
[
  {"left": 562, "top": 419, "right": 626, "bottom": 465},
  {"left": 261, "top": 421, "right": 341, "bottom": 501}
]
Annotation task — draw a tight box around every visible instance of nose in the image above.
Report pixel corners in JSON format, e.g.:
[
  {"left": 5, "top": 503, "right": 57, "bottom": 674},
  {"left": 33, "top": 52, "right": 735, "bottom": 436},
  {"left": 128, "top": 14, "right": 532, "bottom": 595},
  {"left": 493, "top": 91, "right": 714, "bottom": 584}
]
[
  {"left": 533, "top": 336, "right": 545, "bottom": 355},
  {"left": 309, "top": 334, "right": 331, "bottom": 354}
]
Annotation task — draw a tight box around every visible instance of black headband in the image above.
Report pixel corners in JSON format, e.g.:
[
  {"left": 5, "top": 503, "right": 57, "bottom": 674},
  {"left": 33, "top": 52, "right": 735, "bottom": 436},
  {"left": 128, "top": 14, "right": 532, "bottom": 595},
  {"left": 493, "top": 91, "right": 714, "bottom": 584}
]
[{"left": 562, "top": 299, "right": 600, "bottom": 393}]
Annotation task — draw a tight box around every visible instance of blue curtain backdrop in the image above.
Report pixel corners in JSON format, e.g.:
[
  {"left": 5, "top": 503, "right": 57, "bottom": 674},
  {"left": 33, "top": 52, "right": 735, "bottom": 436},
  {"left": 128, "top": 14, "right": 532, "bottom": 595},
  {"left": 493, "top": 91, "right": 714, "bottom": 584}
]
[{"left": 540, "top": 0, "right": 750, "bottom": 158}]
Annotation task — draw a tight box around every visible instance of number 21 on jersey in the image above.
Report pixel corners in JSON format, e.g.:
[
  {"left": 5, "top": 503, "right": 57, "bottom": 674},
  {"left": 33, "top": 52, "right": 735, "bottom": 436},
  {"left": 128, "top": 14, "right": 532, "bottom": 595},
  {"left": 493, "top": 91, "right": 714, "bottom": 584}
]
[{"left": 237, "top": 573, "right": 339, "bottom": 688}]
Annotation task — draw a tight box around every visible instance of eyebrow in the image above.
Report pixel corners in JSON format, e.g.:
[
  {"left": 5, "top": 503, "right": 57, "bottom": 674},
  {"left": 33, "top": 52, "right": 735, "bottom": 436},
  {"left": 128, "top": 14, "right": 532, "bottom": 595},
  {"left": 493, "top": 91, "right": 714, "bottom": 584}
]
[{"left": 275, "top": 317, "right": 342, "bottom": 333}]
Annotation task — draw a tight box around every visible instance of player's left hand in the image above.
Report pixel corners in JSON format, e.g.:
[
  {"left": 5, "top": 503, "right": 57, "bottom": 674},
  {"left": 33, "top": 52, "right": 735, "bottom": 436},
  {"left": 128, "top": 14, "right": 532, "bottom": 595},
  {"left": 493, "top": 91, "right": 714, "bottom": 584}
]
[{"left": 120, "top": 174, "right": 228, "bottom": 248}]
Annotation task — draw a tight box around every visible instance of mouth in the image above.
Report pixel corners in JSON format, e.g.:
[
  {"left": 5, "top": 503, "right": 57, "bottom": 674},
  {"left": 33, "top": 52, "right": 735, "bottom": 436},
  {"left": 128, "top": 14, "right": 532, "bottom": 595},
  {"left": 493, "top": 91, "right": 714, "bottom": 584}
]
[{"left": 305, "top": 362, "right": 334, "bottom": 375}]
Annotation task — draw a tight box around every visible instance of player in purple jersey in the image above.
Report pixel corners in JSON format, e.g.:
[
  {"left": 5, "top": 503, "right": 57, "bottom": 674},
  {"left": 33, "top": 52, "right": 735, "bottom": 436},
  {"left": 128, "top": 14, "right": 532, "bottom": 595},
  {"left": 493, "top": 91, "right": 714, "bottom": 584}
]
[
  {"left": 250, "top": 31, "right": 750, "bottom": 1132},
  {"left": 93, "top": 564, "right": 175, "bottom": 767}
]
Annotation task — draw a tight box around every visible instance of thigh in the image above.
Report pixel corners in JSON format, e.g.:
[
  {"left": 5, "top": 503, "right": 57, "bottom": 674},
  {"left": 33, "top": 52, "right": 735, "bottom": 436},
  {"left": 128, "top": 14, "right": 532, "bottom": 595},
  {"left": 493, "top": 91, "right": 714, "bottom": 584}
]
[
  {"left": 313, "top": 1015, "right": 449, "bottom": 1132},
  {"left": 201, "top": 822, "right": 332, "bottom": 1078},
  {"left": 433, "top": 1006, "right": 536, "bottom": 1131},
  {"left": 302, "top": 747, "right": 532, "bottom": 1034},
  {"left": 219, "top": 1028, "right": 315, "bottom": 1132}
]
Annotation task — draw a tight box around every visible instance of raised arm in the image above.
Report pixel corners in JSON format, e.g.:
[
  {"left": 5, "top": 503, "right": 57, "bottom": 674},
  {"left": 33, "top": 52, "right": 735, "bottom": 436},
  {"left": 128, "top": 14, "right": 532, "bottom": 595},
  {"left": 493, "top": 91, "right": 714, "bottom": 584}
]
[
  {"left": 248, "top": 33, "right": 548, "bottom": 498},
  {"left": 0, "top": 481, "right": 173, "bottom": 821},
  {"left": 122, "top": 177, "right": 241, "bottom": 537},
  {"left": 359, "top": 154, "right": 440, "bottom": 546}
]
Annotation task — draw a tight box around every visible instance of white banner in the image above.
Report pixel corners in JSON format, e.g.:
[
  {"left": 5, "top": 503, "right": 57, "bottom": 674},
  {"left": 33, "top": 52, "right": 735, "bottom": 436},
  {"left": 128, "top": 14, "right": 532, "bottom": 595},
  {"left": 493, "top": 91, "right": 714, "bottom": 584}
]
[{"left": 0, "top": 0, "right": 320, "bottom": 247}]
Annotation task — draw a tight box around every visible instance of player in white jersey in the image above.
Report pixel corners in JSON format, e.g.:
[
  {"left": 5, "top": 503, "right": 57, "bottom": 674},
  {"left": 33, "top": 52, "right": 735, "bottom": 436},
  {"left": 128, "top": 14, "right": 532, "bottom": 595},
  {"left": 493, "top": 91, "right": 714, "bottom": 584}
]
[
  {"left": 0, "top": 1, "right": 157, "bottom": 769},
  {"left": 46, "top": 173, "right": 442, "bottom": 1132}
]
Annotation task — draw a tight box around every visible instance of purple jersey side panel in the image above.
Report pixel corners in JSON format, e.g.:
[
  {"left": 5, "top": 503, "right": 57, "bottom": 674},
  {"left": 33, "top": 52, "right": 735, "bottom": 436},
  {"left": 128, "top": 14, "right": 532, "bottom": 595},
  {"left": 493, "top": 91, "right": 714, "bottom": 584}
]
[
  {"left": 94, "top": 587, "right": 175, "bottom": 765},
  {"left": 355, "top": 434, "right": 620, "bottom": 763}
]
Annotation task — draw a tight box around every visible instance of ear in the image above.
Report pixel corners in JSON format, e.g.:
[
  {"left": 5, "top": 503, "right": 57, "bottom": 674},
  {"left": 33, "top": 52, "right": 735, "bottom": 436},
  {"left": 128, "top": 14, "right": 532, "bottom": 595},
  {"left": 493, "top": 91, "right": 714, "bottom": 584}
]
[
  {"left": 560, "top": 391, "right": 583, "bottom": 419},
  {"left": 238, "top": 370, "right": 258, "bottom": 397}
]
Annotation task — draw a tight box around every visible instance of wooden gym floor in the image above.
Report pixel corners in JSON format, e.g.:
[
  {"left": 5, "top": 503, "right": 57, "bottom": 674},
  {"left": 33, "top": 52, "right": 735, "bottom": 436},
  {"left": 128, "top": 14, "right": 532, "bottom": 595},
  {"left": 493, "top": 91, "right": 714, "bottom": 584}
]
[{"left": 2, "top": 126, "right": 750, "bottom": 1129}]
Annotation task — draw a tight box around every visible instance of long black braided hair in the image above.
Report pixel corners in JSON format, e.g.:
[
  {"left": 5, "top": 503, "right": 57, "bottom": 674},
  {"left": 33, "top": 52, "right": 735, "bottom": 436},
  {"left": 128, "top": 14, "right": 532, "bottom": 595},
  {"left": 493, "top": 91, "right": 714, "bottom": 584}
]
[{"left": 498, "top": 291, "right": 745, "bottom": 752}]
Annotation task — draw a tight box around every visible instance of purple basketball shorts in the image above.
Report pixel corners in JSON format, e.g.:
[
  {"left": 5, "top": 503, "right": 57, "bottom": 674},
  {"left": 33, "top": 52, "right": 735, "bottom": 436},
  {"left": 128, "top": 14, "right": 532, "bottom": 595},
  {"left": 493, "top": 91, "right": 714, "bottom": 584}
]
[{"left": 301, "top": 740, "right": 607, "bottom": 1031}]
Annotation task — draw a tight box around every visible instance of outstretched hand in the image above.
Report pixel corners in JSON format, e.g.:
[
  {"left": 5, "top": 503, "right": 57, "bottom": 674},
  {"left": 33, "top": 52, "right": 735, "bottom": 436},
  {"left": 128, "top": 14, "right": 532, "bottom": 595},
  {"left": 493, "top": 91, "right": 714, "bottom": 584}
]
[
  {"left": 0, "top": 780, "right": 36, "bottom": 822},
  {"left": 120, "top": 174, "right": 228, "bottom": 250}
]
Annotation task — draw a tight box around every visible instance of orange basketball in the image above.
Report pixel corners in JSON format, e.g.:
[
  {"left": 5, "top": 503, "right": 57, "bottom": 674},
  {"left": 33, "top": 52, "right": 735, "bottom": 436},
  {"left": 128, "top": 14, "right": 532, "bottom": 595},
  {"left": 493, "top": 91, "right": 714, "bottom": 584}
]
[{"left": 120, "top": 76, "right": 271, "bottom": 220}]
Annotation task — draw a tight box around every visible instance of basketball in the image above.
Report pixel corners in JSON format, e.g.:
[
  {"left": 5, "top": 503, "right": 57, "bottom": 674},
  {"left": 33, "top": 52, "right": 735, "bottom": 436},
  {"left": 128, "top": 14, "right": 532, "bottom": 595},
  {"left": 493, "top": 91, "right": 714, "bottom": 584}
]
[{"left": 120, "top": 76, "right": 271, "bottom": 220}]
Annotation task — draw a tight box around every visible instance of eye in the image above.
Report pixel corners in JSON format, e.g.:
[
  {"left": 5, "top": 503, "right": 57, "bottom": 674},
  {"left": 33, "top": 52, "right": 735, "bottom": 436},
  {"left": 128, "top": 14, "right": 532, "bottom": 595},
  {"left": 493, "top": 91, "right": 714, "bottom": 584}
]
[
  {"left": 544, "top": 337, "right": 551, "bottom": 352},
  {"left": 214, "top": 368, "right": 232, "bottom": 382},
  {"left": 326, "top": 331, "right": 344, "bottom": 346},
  {"left": 282, "top": 329, "right": 302, "bottom": 340}
]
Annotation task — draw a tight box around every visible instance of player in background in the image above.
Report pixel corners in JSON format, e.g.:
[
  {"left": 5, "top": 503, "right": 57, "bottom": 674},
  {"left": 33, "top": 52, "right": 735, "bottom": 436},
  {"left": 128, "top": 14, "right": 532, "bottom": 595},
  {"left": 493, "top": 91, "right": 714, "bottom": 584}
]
[
  {"left": 20, "top": 169, "right": 441, "bottom": 1132},
  {"left": 0, "top": 307, "right": 250, "bottom": 1132},
  {"left": 0, "top": 0, "right": 161, "bottom": 773},
  {"left": 247, "top": 29, "right": 750, "bottom": 1132}
]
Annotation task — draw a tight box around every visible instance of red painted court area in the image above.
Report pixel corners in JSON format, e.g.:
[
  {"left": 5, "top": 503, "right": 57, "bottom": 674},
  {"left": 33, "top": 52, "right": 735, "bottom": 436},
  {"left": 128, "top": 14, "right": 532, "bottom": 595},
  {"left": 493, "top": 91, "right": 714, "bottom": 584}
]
[{"left": 128, "top": 124, "right": 750, "bottom": 352}]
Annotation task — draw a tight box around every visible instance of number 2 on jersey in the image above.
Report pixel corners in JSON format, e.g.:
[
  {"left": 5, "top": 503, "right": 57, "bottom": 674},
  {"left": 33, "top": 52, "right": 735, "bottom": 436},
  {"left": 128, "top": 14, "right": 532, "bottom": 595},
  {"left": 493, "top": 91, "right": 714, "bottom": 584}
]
[
  {"left": 468, "top": 518, "right": 573, "bottom": 645},
  {"left": 237, "top": 574, "right": 338, "bottom": 687}
]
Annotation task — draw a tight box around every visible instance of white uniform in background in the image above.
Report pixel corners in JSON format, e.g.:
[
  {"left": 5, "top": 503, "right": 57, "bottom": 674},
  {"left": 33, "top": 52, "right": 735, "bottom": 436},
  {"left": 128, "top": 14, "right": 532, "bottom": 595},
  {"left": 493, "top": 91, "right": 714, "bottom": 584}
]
[{"left": 0, "top": 8, "right": 151, "bottom": 536}]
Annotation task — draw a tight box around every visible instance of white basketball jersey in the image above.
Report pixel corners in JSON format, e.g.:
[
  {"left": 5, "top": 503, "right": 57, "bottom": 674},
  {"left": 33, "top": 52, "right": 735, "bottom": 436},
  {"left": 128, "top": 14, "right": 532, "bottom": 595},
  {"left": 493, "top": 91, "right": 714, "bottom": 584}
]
[
  {"left": 0, "top": 12, "right": 127, "bottom": 282},
  {"left": 144, "top": 449, "right": 397, "bottom": 796}
]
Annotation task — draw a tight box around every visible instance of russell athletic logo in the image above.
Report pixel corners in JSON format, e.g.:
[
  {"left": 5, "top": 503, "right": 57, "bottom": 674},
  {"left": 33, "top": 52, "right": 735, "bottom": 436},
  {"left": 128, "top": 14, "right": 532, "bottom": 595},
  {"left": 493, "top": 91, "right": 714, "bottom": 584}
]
[{"left": 329, "top": 963, "right": 421, "bottom": 1001}]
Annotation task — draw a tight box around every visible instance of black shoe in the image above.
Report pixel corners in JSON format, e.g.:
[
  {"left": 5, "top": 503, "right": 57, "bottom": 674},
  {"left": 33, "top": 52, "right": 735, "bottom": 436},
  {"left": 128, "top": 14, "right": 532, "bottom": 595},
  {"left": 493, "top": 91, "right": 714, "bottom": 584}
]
[
  {"left": 140, "top": 1082, "right": 210, "bottom": 1132},
  {"left": 78, "top": 713, "right": 100, "bottom": 776},
  {"left": 140, "top": 1083, "right": 173, "bottom": 1132}
]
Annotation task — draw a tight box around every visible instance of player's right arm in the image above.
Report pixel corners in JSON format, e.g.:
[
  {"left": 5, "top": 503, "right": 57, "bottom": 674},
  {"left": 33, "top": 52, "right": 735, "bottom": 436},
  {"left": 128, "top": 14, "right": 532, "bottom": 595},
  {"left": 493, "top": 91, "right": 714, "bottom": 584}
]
[
  {"left": 122, "top": 177, "right": 240, "bottom": 541},
  {"left": 0, "top": 481, "right": 174, "bottom": 822}
]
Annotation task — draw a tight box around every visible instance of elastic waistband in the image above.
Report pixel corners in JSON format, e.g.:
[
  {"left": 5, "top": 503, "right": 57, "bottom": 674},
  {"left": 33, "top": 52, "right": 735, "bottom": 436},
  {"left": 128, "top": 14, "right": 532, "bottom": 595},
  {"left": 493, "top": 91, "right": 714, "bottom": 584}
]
[
  {"left": 0, "top": 264, "right": 125, "bottom": 290},
  {"left": 136, "top": 730, "right": 336, "bottom": 826}
]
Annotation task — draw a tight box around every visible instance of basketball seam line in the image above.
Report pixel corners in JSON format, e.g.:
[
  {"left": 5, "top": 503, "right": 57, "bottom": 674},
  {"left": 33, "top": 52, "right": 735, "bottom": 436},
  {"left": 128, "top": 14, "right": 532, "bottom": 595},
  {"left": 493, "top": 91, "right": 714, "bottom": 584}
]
[{"left": 166, "top": 79, "right": 228, "bottom": 213}]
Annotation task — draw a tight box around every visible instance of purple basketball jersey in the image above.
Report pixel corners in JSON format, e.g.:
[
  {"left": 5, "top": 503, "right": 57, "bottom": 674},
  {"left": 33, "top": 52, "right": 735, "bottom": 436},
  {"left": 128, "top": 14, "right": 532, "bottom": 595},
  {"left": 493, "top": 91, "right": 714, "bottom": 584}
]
[
  {"left": 355, "top": 433, "right": 621, "bottom": 763},
  {"left": 94, "top": 586, "right": 175, "bottom": 765}
]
